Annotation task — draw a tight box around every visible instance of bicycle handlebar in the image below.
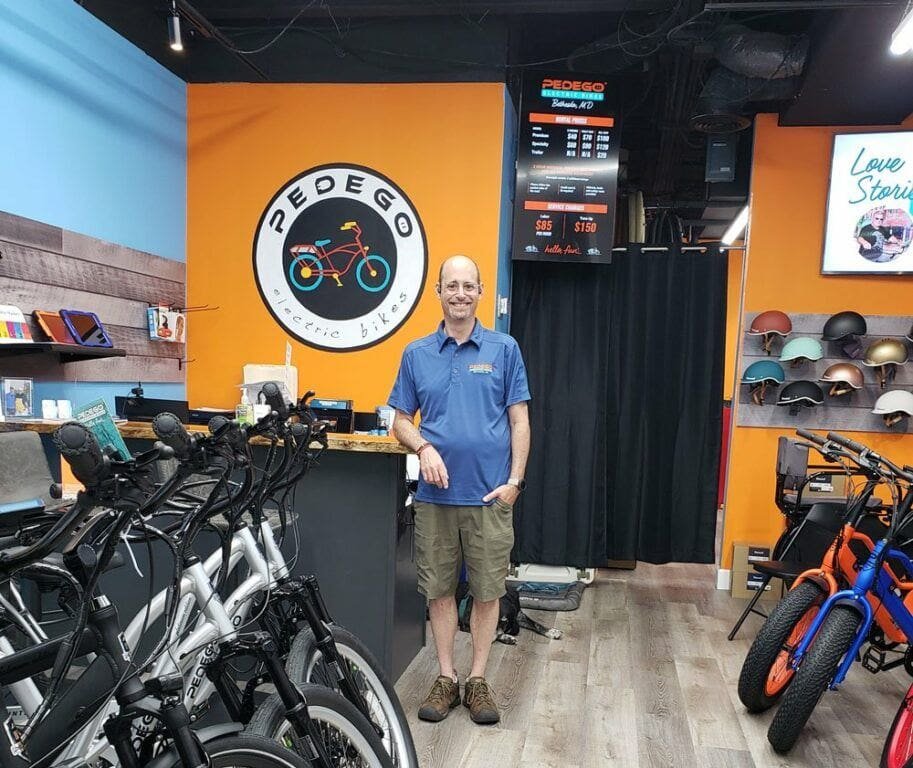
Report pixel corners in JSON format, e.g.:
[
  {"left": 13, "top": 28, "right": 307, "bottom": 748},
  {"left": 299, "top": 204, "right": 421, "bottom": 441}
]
[
  {"left": 152, "top": 412, "right": 194, "bottom": 459},
  {"left": 795, "top": 429, "right": 828, "bottom": 448},
  {"left": 260, "top": 381, "right": 288, "bottom": 419},
  {"left": 826, "top": 432, "right": 869, "bottom": 456},
  {"left": 826, "top": 431, "right": 913, "bottom": 483},
  {"left": 53, "top": 422, "right": 106, "bottom": 486}
]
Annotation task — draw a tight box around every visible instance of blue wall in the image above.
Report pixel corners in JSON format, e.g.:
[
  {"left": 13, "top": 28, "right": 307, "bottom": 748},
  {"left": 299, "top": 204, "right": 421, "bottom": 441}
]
[
  {"left": 0, "top": 0, "right": 187, "bottom": 412},
  {"left": 0, "top": 0, "right": 186, "bottom": 261}
]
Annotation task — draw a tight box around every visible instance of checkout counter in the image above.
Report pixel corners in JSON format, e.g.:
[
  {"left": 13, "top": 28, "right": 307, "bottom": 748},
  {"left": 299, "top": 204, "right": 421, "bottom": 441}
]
[{"left": 0, "top": 420, "right": 425, "bottom": 682}]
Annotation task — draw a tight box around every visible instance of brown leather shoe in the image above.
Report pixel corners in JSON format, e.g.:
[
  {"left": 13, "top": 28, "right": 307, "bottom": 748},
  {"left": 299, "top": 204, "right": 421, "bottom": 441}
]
[
  {"left": 417, "top": 675, "right": 460, "bottom": 722},
  {"left": 463, "top": 677, "right": 500, "bottom": 724}
]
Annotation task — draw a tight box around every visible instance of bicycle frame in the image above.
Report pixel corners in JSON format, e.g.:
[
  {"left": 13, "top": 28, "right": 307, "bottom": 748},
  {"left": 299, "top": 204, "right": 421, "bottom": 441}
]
[
  {"left": 792, "top": 539, "right": 913, "bottom": 689},
  {"left": 34, "top": 524, "right": 272, "bottom": 766}
]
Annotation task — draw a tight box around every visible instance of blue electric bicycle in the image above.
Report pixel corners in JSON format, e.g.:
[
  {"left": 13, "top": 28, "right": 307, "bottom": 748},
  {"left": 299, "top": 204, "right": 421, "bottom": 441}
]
[{"left": 767, "top": 431, "right": 913, "bottom": 753}]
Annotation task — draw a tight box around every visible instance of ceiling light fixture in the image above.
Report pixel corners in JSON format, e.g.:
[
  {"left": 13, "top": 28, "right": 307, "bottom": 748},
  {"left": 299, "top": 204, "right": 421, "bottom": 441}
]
[
  {"left": 722, "top": 206, "right": 750, "bottom": 245},
  {"left": 168, "top": 1, "right": 183, "bottom": 52},
  {"left": 891, "top": 4, "right": 913, "bottom": 55}
]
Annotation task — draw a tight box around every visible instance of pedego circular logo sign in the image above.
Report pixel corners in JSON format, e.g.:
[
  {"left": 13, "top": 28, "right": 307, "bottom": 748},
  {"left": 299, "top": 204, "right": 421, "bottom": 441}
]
[{"left": 253, "top": 164, "right": 428, "bottom": 351}]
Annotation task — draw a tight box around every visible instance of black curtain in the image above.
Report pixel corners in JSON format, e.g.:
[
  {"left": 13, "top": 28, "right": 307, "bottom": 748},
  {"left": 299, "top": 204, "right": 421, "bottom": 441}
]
[{"left": 511, "top": 246, "right": 726, "bottom": 566}]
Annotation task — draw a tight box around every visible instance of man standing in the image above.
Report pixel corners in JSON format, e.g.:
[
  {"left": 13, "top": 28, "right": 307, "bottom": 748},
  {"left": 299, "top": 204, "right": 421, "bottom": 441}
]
[{"left": 388, "top": 255, "right": 530, "bottom": 725}]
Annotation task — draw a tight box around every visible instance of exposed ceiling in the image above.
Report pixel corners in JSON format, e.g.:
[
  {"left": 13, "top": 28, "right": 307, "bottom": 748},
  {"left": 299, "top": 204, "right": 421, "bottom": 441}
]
[{"left": 78, "top": 0, "right": 913, "bottom": 241}]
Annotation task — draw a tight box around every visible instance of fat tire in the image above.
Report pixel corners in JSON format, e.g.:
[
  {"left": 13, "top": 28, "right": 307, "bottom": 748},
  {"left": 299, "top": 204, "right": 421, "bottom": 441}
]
[
  {"left": 163, "top": 734, "right": 313, "bottom": 768},
  {"left": 767, "top": 604, "right": 863, "bottom": 753},
  {"left": 286, "top": 625, "right": 416, "bottom": 768},
  {"left": 246, "top": 683, "right": 393, "bottom": 768},
  {"left": 880, "top": 687, "right": 913, "bottom": 768},
  {"left": 738, "top": 580, "right": 826, "bottom": 712}
]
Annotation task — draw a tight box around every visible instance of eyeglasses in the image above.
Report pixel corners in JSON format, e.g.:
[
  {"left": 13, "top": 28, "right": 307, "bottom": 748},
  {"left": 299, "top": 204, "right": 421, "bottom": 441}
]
[{"left": 441, "top": 281, "right": 480, "bottom": 295}]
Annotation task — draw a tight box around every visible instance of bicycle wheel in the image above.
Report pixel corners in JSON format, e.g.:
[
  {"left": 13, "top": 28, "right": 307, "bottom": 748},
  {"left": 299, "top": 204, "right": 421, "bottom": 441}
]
[
  {"left": 767, "top": 604, "right": 864, "bottom": 753},
  {"left": 356, "top": 256, "right": 390, "bottom": 293},
  {"left": 286, "top": 626, "right": 416, "bottom": 768},
  {"left": 289, "top": 253, "right": 323, "bottom": 291},
  {"left": 738, "top": 580, "right": 826, "bottom": 712},
  {"left": 162, "top": 734, "right": 312, "bottom": 768},
  {"left": 246, "top": 684, "right": 393, "bottom": 768},
  {"left": 881, "top": 687, "right": 913, "bottom": 768}
]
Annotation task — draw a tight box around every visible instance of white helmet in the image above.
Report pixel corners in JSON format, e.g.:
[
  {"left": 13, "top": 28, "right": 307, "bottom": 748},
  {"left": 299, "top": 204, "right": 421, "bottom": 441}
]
[{"left": 872, "top": 390, "right": 913, "bottom": 427}]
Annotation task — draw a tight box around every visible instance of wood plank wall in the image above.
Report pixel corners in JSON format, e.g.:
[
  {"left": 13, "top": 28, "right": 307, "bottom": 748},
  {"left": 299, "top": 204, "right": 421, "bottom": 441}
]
[
  {"left": 0, "top": 211, "right": 185, "bottom": 383},
  {"left": 737, "top": 312, "right": 913, "bottom": 433}
]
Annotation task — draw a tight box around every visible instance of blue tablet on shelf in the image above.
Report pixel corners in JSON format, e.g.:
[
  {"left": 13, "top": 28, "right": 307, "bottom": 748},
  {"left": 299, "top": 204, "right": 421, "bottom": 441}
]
[{"left": 60, "top": 310, "right": 113, "bottom": 348}]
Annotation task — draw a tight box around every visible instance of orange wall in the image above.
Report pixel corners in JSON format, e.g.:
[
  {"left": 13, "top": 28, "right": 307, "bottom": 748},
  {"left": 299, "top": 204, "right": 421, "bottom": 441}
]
[
  {"left": 186, "top": 83, "right": 507, "bottom": 411},
  {"left": 724, "top": 248, "right": 744, "bottom": 401},
  {"left": 721, "top": 113, "right": 913, "bottom": 568}
]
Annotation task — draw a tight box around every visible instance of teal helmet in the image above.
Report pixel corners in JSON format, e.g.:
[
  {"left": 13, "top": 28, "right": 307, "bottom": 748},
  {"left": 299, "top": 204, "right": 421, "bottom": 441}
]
[
  {"left": 742, "top": 360, "right": 786, "bottom": 385},
  {"left": 780, "top": 337, "right": 824, "bottom": 363}
]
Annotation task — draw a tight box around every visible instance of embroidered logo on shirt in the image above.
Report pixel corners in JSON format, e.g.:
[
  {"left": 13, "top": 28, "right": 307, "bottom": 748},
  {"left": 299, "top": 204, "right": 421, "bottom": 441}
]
[{"left": 468, "top": 362, "right": 494, "bottom": 374}]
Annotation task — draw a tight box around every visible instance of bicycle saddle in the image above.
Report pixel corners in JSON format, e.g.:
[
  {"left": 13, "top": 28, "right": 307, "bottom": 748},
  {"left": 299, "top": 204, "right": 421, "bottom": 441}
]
[{"left": 315, "top": 238, "right": 332, "bottom": 247}]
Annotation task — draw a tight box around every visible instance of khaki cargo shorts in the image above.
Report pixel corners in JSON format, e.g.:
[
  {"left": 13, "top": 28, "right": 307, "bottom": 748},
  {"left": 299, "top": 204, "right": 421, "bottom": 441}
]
[{"left": 413, "top": 500, "right": 514, "bottom": 603}]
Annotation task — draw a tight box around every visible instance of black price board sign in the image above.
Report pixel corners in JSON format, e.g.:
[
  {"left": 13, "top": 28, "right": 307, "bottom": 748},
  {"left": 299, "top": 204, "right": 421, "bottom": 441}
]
[{"left": 511, "top": 72, "right": 619, "bottom": 263}]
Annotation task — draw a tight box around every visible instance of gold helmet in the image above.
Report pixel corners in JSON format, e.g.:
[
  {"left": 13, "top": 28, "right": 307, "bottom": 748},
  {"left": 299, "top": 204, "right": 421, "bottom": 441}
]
[
  {"left": 863, "top": 338, "right": 909, "bottom": 388},
  {"left": 863, "top": 338, "right": 909, "bottom": 366}
]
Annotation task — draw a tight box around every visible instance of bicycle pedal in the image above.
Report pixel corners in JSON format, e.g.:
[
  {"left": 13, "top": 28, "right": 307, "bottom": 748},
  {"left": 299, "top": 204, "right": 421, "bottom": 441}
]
[{"left": 862, "top": 645, "right": 886, "bottom": 673}]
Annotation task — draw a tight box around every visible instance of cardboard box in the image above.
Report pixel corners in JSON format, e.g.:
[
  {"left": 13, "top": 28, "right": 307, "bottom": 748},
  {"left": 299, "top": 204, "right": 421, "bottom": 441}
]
[
  {"left": 730, "top": 568, "right": 781, "bottom": 602},
  {"left": 803, "top": 473, "right": 847, "bottom": 499},
  {"left": 730, "top": 540, "right": 779, "bottom": 602},
  {"left": 732, "top": 541, "right": 772, "bottom": 572}
]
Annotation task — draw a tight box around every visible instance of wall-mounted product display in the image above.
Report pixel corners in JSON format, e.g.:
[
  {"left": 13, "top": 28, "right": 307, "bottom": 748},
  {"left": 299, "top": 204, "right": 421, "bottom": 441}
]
[
  {"left": 511, "top": 72, "right": 618, "bottom": 264},
  {"left": 738, "top": 312, "right": 913, "bottom": 432},
  {"left": 60, "top": 310, "right": 113, "bottom": 348},
  {"left": 777, "top": 380, "right": 824, "bottom": 413},
  {"left": 0, "top": 211, "right": 186, "bottom": 383},
  {"left": 779, "top": 337, "right": 823, "bottom": 365},
  {"left": 862, "top": 337, "right": 909, "bottom": 387},
  {"left": 0, "top": 306, "right": 33, "bottom": 343},
  {"left": 147, "top": 306, "right": 187, "bottom": 343},
  {"left": 33, "top": 311, "right": 77, "bottom": 345},
  {"left": 822, "top": 310, "right": 867, "bottom": 358},
  {"left": 742, "top": 360, "right": 785, "bottom": 405},
  {"left": 819, "top": 362, "right": 864, "bottom": 396},
  {"left": 747, "top": 310, "right": 792, "bottom": 354},
  {"left": 822, "top": 131, "right": 913, "bottom": 275},
  {"left": 872, "top": 390, "right": 913, "bottom": 427}
]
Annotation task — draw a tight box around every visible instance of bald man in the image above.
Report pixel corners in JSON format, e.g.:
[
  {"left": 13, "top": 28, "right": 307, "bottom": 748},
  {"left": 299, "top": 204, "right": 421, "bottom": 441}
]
[{"left": 389, "top": 255, "right": 531, "bottom": 725}]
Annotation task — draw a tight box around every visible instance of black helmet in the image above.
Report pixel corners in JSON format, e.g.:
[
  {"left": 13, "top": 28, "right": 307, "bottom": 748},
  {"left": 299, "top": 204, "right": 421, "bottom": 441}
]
[
  {"left": 822, "top": 311, "right": 867, "bottom": 342},
  {"left": 777, "top": 381, "right": 824, "bottom": 412}
]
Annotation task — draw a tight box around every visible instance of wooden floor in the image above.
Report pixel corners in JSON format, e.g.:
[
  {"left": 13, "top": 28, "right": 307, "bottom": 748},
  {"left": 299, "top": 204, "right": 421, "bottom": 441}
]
[{"left": 394, "top": 564, "right": 909, "bottom": 768}]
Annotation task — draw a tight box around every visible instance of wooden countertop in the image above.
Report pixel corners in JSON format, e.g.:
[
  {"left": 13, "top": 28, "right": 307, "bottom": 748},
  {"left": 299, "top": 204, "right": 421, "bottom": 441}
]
[{"left": 0, "top": 419, "right": 409, "bottom": 455}]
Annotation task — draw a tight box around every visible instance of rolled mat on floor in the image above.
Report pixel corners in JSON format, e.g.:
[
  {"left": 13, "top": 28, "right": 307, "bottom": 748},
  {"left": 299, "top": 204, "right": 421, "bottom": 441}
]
[{"left": 514, "top": 581, "right": 587, "bottom": 611}]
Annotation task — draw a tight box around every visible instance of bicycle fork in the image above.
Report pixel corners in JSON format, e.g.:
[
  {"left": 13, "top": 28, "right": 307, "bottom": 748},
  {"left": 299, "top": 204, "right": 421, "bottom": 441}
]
[
  {"left": 287, "top": 576, "right": 376, "bottom": 729},
  {"left": 206, "top": 631, "right": 334, "bottom": 768},
  {"left": 790, "top": 540, "right": 882, "bottom": 687}
]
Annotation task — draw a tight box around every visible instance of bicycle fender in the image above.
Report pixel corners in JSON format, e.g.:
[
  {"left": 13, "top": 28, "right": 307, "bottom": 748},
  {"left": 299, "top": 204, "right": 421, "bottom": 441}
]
[{"left": 142, "top": 722, "right": 244, "bottom": 768}]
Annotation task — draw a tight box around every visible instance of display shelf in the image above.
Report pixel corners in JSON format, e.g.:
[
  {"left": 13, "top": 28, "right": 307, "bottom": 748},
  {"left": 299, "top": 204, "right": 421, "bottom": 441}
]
[{"left": 0, "top": 342, "right": 126, "bottom": 365}]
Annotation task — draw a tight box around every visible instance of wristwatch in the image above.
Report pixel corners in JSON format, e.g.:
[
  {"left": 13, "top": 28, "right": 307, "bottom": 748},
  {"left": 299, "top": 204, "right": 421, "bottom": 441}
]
[{"left": 507, "top": 477, "right": 527, "bottom": 492}]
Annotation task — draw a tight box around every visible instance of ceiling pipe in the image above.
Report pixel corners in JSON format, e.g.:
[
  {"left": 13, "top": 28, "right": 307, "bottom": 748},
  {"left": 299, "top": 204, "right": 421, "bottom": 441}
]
[{"left": 174, "top": 0, "right": 269, "bottom": 80}]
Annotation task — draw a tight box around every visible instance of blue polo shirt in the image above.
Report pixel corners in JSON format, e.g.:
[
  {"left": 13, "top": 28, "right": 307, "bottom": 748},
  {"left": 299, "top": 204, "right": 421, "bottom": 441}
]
[{"left": 388, "top": 321, "right": 530, "bottom": 506}]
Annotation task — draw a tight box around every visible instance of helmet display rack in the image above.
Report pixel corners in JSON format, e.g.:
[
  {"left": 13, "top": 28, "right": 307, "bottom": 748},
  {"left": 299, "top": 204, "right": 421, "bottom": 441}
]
[{"left": 737, "top": 311, "right": 913, "bottom": 433}]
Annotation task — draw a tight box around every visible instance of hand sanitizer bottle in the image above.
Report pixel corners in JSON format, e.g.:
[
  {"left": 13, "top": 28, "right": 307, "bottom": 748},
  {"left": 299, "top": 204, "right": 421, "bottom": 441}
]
[{"left": 235, "top": 389, "right": 253, "bottom": 426}]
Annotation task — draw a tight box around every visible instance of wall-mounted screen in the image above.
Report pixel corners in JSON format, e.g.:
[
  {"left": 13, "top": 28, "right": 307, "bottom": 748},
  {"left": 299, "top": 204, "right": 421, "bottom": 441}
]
[
  {"left": 511, "top": 72, "right": 619, "bottom": 264},
  {"left": 822, "top": 131, "right": 913, "bottom": 275}
]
